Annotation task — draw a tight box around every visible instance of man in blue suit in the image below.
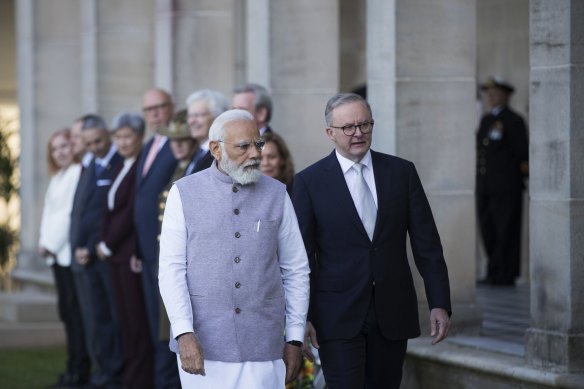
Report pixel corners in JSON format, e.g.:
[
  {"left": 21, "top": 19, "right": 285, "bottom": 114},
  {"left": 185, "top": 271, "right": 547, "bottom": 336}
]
[
  {"left": 134, "top": 88, "right": 180, "bottom": 388},
  {"left": 70, "top": 114, "right": 123, "bottom": 388},
  {"left": 293, "top": 93, "right": 452, "bottom": 389}
]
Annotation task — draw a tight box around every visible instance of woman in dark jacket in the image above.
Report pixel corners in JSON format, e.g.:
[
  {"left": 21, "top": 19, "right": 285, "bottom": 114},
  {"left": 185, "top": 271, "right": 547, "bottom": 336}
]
[{"left": 96, "top": 113, "right": 153, "bottom": 389}]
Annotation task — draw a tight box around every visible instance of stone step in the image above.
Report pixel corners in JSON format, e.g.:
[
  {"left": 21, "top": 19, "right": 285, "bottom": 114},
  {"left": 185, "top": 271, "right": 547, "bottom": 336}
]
[{"left": 0, "top": 292, "right": 59, "bottom": 322}]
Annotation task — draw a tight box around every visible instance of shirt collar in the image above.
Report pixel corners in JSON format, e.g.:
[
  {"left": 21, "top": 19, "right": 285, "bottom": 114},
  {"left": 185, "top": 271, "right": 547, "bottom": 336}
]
[
  {"left": 82, "top": 152, "right": 94, "bottom": 167},
  {"left": 491, "top": 105, "right": 504, "bottom": 116},
  {"left": 335, "top": 149, "right": 373, "bottom": 174},
  {"left": 95, "top": 144, "right": 117, "bottom": 167},
  {"left": 200, "top": 138, "right": 211, "bottom": 151}
]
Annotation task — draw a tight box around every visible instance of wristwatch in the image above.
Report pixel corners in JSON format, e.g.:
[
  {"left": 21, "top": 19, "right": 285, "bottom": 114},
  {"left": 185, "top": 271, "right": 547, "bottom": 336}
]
[{"left": 286, "top": 340, "right": 303, "bottom": 347}]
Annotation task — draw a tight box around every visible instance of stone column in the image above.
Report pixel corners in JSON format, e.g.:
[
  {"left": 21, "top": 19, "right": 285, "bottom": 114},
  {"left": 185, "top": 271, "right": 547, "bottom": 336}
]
[
  {"left": 245, "top": 0, "right": 270, "bottom": 88},
  {"left": 81, "top": 0, "right": 98, "bottom": 113},
  {"left": 270, "top": 0, "right": 340, "bottom": 171},
  {"left": 94, "top": 0, "right": 155, "bottom": 121},
  {"left": 173, "top": 0, "right": 236, "bottom": 104},
  {"left": 154, "top": 0, "right": 175, "bottom": 94},
  {"left": 526, "top": 0, "right": 584, "bottom": 373},
  {"left": 367, "top": 0, "right": 480, "bottom": 332},
  {"left": 15, "top": 0, "right": 83, "bottom": 285}
]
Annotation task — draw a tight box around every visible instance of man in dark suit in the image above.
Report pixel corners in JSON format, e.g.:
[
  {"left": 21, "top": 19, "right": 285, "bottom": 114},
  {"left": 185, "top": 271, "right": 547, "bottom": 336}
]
[
  {"left": 232, "top": 83, "right": 275, "bottom": 135},
  {"left": 476, "top": 76, "right": 529, "bottom": 286},
  {"left": 134, "top": 88, "right": 180, "bottom": 388},
  {"left": 293, "top": 93, "right": 451, "bottom": 389},
  {"left": 70, "top": 114, "right": 123, "bottom": 388},
  {"left": 185, "top": 89, "right": 228, "bottom": 175}
]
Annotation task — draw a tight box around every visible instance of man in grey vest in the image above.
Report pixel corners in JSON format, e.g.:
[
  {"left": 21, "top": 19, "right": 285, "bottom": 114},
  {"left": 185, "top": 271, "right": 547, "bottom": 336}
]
[{"left": 159, "top": 109, "right": 310, "bottom": 388}]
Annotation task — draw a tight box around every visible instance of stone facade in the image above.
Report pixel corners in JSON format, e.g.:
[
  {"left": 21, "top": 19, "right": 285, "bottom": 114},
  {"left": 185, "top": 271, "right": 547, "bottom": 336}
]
[{"left": 1, "top": 0, "right": 582, "bottom": 383}]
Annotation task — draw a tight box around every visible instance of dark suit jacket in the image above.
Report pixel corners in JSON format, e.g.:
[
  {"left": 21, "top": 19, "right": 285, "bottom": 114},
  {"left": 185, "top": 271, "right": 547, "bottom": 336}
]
[
  {"left": 134, "top": 137, "right": 177, "bottom": 262},
  {"left": 100, "top": 160, "right": 138, "bottom": 265},
  {"left": 70, "top": 152, "right": 123, "bottom": 272},
  {"left": 293, "top": 150, "right": 451, "bottom": 342},
  {"left": 187, "top": 149, "right": 214, "bottom": 176},
  {"left": 476, "top": 105, "right": 528, "bottom": 195}
]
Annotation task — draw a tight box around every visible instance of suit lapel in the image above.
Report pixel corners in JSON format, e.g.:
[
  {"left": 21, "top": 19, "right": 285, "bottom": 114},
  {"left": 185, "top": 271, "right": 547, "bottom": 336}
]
[
  {"left": 324, "top": 151, "right": 370, "bottom": 241},
  {"left": 75, "top": 159, "right": 96, "bottom": 210},
  {"left": 136, "top": 137, "right": 156, "bottom": 186},
  {"left": 371, "top": 150, "right": 391, "bottom": 242}
]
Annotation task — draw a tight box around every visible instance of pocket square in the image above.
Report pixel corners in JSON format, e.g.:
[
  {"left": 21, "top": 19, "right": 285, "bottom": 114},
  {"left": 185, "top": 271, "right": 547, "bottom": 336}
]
[{"left": 97, "top": 179, "right": 113, "bottom": 186}]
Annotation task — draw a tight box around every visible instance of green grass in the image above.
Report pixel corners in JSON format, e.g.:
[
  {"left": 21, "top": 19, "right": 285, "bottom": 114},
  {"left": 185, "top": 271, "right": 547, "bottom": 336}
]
[{"left": 0, "top": 347, "right": 66, "bottom": 389}]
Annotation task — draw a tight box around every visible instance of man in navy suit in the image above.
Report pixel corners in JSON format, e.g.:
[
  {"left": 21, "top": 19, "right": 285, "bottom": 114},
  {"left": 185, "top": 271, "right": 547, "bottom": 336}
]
[
  {"left": 70, "top": 114, "right": 123, "bottom": 388},
  {"left": 134, "top": 88, "right": 180, "bottom": 388},
  {"left": 293, "top": 93, "right": 452, "bottom": 389},
  {"left": 232, "top": 83, "right": 275, "bottom": 136}
]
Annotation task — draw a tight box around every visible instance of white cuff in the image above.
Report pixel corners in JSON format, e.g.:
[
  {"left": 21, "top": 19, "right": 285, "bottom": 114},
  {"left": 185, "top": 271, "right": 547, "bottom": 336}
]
[
  {"left": 98, "top": 241, "right": 112, "bottom": 257},
  {"left": 172, "top": 319, "right": 195, "bottom": 340},
  {"left": 285, "top": 324, "right": 306, "bottom": 343}
]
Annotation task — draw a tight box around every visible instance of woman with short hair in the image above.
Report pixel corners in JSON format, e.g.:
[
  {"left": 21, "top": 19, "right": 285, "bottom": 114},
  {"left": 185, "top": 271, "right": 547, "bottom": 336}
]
[{"left": 96, "top": 113, "right": 153, "bottom": 389}]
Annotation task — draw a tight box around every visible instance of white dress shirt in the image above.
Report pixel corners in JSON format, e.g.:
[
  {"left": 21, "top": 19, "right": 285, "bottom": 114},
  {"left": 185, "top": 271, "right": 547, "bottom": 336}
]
[
  {"left": 107, "top": 157, "right": 136, "bottom": 211},
  {"left": 159, "top": 184, "right": 309, "bottom": 388},
  {"left": 185, "top": 138, "right": 211, "bottom": 175},
  {"left": 39, "top": 163, "right": 82, "bottom": 266},
  {"left": 94, "top": 143, "right": 118, "bottom": 172},
  {"left": 336, "top": 150, "right": 378, "bottom": 209}
]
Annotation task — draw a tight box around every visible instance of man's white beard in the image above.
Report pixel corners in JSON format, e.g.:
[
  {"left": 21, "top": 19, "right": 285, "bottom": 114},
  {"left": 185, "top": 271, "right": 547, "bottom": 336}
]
[{"left": 219, "top": 154, "right": 262, "bottom": 185}]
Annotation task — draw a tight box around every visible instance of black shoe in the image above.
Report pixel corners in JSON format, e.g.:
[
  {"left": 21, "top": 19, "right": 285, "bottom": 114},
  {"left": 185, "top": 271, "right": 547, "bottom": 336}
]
[
  {"left": 477, "top": 277, "right": 493, "bottom": 285},
  {"left": 47, "top": 372, "right": 86, "bottom": 388}
]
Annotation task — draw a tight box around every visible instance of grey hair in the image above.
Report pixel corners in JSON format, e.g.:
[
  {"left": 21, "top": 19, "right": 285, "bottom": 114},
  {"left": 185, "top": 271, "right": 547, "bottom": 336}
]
[
  {"left": 233, "top": 83, "right": 273, "bottom": 122},
  {"left": 209, "top": 109, "right": 255, "bottom": 142},
  {"left": 80, "top": 114, "right": 108, "bottom": 132},
  {"left": 111, "top": 113, "right": 145, "bottom": 137},
  {"left": 324, "top": 93, "right": 372, "bottom": 126},
  {"left": 185, "top": 89, "right": 229, "bottom": 119}
]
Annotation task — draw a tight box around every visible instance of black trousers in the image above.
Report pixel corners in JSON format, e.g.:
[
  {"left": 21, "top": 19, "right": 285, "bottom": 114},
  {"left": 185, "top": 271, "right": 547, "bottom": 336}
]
[
  {"left": 318, "top": 291, "right": 408, "bottom": 389},
  {"left": 52, "top": 264, "right": 90, "bottom": 380},
  {"left": 110, "top": 261, "right": 154, "bottom": 389},
  {"left": 72, "top": 260, "right": 123, "bottom": 387},
  {"left": 477, "top": 189, "right": 523, "bottom": 284},
  {"left": 141, "top": 260, "right": 181, "bottom": 389}
]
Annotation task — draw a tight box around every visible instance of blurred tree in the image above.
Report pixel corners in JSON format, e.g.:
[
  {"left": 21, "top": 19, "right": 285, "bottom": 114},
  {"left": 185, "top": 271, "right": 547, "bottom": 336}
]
[{"left": 0, "top": 114, "right": 17, "bottom": 270}]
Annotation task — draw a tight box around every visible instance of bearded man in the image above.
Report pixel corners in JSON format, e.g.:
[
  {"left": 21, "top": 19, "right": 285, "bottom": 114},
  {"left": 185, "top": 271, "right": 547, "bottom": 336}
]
[{"left": 158, "top": 109, "right": 310, "bottom": 388}]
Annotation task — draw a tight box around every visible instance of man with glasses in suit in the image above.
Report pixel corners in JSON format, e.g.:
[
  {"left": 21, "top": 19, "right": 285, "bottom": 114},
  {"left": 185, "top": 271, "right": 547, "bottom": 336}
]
[
  {"left": 293, "top": 93, "right": 452, "bottom": 389},
  {"left": 135, "top": 88, "right": 180, "bottom": 388}
]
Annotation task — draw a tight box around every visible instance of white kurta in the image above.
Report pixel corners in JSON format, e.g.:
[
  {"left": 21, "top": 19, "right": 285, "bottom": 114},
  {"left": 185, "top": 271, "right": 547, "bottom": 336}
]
[{"left": 159, "top": 185, "right": 309, "bottom": 388}]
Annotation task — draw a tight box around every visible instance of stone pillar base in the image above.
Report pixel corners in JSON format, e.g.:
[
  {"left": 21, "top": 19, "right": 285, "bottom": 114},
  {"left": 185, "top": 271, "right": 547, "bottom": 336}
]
[{"left": 526, "top": 328, "right": 584, "bottom": 373}]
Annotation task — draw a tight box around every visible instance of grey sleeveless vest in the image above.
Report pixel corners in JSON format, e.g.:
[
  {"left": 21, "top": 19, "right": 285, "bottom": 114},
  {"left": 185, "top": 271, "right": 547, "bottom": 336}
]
[{"left": 170, "top": 162, "right": 287, "bottom": 362}]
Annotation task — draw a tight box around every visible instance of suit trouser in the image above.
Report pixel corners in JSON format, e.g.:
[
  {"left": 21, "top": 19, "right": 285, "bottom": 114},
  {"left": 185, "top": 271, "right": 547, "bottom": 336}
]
[
  {"left": 110, "top": 261, "right": 154, "bottom": 389},
  {"left": 141, "top": 260, "right": 181, "bottom": 389},
  {"left": 52, "top": 264, "right": 90, "bottom": 381},
  {"left": 318, "top": 290, "right": 408, "bottom": 389},
  {"left": 72, "top": 260, "right": 123, "bottom": 387},
  {"left": 477, "top": 189, "right": 523, "bottom": 283}
]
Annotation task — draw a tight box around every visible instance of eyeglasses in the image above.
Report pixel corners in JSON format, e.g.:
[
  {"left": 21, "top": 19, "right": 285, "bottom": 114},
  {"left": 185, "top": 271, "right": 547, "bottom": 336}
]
[
  {"left": 330, "top": 121, "right": 374, "bottom": 136},
  {"left": 218, "top": 139, "right": 266, "bottom": 152},
  {"left": 142, "top": 102, "right": 171, "bottom": 114}
]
